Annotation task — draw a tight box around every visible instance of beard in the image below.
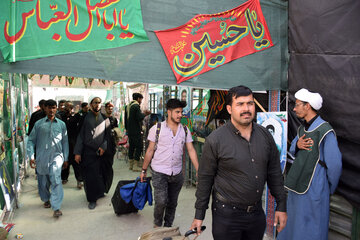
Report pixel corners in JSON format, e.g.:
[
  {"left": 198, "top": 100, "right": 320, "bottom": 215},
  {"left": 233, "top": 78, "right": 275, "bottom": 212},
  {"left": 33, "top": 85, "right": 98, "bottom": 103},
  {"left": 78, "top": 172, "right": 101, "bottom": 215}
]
[{"left": 170, "top": 116, "right": 181, "bottom": 123}]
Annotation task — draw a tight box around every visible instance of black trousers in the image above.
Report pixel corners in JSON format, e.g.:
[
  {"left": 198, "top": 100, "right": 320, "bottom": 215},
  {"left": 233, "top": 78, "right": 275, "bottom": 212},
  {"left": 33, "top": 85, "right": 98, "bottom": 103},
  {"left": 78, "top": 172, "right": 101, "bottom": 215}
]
[
  {"left": 81, "top": 151, "right": 105, "bottom": 202},
  {"left": 212, "top": 198, "right": 266, "bottom": 240},
  {"left": 128, "top": 135, "right": 142, "bottom": 161},
  {"left": 101, "top": 152, "right": 114, "bottom": 194},
  {"left": 61, "top": 153, "right": 83, "bottom": 182}
]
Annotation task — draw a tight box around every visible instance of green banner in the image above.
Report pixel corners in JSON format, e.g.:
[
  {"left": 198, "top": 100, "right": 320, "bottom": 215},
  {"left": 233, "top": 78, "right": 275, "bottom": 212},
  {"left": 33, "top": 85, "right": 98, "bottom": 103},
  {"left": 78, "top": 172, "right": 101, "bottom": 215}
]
[{"left": 0, "top": 0, "right": 148, "bottom": 63}]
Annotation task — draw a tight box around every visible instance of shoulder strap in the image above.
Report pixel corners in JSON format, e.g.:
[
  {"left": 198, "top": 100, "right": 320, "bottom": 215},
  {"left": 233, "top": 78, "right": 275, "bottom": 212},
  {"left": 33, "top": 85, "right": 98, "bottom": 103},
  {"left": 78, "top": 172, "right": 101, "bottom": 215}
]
[
  {"left": 153, "top": 122, "right": 162, "bottom": 152},
  {"left": 182, "top": 124, "right": 188, "bottom": 139}
]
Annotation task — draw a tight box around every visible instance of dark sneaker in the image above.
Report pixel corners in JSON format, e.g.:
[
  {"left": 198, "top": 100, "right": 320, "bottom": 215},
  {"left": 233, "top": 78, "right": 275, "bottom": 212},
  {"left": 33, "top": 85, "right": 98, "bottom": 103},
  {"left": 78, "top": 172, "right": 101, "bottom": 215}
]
[
  {"left": 44, "top": 201, "right": 51, "bottom": 208},
  {"left": 53, "top": 210, "right": 62, "bottom": 218},
  {"left": 88, "top": 202, "right": 96, "bottom": 210}
]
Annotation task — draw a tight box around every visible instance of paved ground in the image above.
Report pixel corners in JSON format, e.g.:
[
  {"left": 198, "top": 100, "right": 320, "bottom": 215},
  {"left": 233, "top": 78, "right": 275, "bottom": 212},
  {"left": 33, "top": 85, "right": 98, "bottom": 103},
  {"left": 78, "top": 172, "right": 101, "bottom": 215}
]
[{"left": 7, "top": 155, "right": 213, "bottom": 240}]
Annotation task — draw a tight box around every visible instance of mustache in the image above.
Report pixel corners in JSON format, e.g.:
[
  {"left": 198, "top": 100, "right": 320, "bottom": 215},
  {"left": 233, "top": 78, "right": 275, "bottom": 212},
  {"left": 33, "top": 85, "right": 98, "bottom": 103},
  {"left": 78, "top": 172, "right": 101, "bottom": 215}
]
[{"left": 240, "top": 112, "right": 252, "bottom": 116}]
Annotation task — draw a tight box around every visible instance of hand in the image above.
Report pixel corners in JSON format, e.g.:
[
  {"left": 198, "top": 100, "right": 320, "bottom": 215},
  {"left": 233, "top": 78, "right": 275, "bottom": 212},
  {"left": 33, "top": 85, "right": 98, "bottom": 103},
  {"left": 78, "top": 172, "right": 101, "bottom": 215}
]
[
  {"left": 190, "top": 219, "right": 203, "bottom": 236},
  {"left": 62, "top": 161, "right": 69, "bottom": 170},
  {"left": 30, "top": 159, "right": 36, "bottom": 169},
  {"left": 296, "top": 134, "right": 313, "bottom": 151},
  {"left": 140, "top": 171, "right": 147, "bottom": 182},
  {"left": 98, "top": 148, "right": 105, "bottom": 156},
  {"left": 75, "top": 155, "right": 81, "bottom": 164},
  {"left": 274, "top": 211, "right": 287, "bottom": 233},
  {"left": 144, "top": 110, "right": 151, "bottom": 116}
]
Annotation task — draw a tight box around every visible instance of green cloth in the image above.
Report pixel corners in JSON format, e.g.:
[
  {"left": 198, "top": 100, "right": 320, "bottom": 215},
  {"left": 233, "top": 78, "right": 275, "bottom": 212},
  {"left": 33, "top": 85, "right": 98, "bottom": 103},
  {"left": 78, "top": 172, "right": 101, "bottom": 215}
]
[{"left": 285, "top": 122, "right": 333, "bottom": 194}]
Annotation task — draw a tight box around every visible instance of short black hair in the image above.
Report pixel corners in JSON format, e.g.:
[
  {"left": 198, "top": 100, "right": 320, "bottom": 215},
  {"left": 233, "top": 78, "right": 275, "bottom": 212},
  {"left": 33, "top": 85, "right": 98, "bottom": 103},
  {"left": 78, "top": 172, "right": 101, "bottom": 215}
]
[
  {"left": 166, "top": 99, "right": 187, "bottom": 110},
  {"left": 226, "top": 85, "right": 253, "bottom": 106},
  {"left": 81, "top": 102, "right": 88, "bottom": 108},
  {"left": 39, "top": 99, "right": 46, "bottom": 106},
  {"left": 133, "top": 93, "right": 143, "bottom": 100},
  {"left": 58, "top": 99, "right": 66, "bottom": 104},
  {"left": 45, "top": 99, "right": 57, "bottom": 107}
]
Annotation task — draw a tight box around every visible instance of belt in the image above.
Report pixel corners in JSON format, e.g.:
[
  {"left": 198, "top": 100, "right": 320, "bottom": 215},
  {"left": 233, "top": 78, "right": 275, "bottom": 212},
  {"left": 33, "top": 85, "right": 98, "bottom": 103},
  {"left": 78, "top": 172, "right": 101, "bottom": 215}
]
[{"left": 214, "top": 192, "right": 258, "bottom": 213}]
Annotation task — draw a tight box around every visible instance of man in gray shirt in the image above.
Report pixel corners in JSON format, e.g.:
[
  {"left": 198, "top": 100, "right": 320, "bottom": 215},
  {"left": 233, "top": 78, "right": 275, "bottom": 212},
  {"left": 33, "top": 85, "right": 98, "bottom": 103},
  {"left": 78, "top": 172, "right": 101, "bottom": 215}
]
[
  {"left": 74, "top": 97, "right": 110, "bottom": 210},
  {"left": 191, "top": 85, "right": 287, "bottom": 240}
]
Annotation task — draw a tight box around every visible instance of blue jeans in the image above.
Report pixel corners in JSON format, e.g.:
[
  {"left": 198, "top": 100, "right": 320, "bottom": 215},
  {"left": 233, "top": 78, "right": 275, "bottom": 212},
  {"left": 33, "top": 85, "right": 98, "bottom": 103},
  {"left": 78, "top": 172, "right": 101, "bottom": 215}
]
[
  {"left": 151, "top": 170, "right": 184, "bottom": 227},
  {"left": 212, "top": 198, "right": 266, "bottom": 240}
]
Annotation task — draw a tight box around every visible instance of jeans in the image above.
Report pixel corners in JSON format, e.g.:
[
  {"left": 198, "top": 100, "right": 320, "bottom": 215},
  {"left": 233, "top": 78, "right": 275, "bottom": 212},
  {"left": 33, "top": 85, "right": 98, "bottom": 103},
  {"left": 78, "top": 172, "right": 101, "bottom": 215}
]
[
  {"left": 212, "top": 198, "right": 266, "bottom": 240},
  {"left": 152, "top": 170, "right": 184, "bottom": 227}
]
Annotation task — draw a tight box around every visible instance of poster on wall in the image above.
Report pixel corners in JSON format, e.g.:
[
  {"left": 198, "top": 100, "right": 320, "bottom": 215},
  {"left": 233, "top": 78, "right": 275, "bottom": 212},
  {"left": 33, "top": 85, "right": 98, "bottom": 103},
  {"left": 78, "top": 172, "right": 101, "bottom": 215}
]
[
  {"left": 0, "top": 78, "right": 4, "bottom": 147},
  {"left": 156, "top": 92, "right": 164, "bottom": 117},
  {"left": 178, "top": 87, "right": 191, "bottom": 118},
  {"left": 0, "top": 160, "right": 15, "bottom": 211},
  {"left": 257, "top": 111, "right": 287, "bottom": 239},
  {"left": 257, "top": 112, "right": 287, "bottom": 172}
]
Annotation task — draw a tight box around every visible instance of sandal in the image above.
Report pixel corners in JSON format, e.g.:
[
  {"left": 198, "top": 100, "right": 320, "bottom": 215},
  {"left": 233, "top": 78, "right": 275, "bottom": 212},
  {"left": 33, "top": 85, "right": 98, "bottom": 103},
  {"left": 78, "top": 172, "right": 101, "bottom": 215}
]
[{"left": 44, "top": 201, "right": 51, "bottom": 208}]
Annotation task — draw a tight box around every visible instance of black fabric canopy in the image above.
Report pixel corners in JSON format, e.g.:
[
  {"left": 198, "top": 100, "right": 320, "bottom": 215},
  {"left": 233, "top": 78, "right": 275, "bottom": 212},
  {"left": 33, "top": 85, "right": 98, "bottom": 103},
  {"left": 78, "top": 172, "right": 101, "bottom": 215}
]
[{"left": 289, "top": 0, "right": 360, "bottom": 208}]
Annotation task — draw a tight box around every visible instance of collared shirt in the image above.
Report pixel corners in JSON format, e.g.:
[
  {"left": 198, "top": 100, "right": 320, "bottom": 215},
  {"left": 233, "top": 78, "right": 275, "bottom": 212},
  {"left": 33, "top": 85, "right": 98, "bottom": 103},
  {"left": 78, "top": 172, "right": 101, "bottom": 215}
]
[
  {"left": 27, "top": 117, "right": 69, "bottom": 175},
  {"left": 148, "top": 121, "right": 193, "bottom": 176},
  {"left": 194, "top": 121, "right": 286, "bottom": 220},
  {"left": 303, "top": 114, "right": 319, "bottom": 130}
]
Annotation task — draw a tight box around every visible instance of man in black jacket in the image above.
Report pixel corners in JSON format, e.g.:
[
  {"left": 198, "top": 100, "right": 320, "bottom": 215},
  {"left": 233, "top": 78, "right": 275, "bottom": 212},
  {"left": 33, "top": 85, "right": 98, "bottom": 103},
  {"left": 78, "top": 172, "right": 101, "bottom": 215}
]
[
  {"left": 191, "top": 85, "right": 287, "bottom": 240},
  {"left": 125, "top": 93, "right": 150, "bottom": 172},
  {"left": 27, "top": 99, "right": 46, "bottom": 135}
]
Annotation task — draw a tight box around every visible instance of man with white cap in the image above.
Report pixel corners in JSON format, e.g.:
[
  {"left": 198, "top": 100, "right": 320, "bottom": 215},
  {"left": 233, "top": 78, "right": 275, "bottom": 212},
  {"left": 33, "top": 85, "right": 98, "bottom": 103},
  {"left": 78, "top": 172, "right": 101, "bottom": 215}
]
[{"left": 277, "top": 88, "right": 342, "bottom": 240}]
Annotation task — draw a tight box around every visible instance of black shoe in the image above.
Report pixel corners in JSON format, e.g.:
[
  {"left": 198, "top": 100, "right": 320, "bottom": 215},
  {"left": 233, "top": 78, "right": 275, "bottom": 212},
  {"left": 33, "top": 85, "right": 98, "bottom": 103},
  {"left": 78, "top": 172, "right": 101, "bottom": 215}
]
[{"left": 88, "top": 202, "right": 96, "bottom": 210}]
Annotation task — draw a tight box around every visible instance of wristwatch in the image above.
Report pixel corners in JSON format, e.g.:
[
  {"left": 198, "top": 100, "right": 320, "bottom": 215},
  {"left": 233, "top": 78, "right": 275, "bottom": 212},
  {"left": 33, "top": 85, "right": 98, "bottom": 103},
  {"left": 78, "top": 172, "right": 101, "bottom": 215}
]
[{"left": 141, "top": 169, "right": 147, "bottom": 174}]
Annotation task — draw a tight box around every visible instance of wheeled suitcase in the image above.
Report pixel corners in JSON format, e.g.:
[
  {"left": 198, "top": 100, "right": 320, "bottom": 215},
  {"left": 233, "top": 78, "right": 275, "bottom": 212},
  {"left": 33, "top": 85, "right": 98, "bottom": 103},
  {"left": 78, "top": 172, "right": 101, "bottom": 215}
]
[{"left": 111, "top": 180, "right": 138, "bottom": 215}]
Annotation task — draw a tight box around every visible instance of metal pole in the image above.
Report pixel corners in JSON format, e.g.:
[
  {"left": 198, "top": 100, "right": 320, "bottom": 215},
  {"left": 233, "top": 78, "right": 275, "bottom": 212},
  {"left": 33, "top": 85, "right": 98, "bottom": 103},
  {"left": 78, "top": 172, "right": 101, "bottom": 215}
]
[
  {"left": 19, "top": 74, "right": 27, "bottom": 178},
  {"left": 265, "top": 90, "right": 281, "bottom": 239},
  {"left": 9, "top": 73, "right": 18, "bottom": 209}
]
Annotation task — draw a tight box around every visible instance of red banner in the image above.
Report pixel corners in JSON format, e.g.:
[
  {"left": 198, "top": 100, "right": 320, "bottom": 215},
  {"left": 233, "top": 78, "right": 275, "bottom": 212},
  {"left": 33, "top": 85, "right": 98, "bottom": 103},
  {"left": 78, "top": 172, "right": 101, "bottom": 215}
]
[{"left": 155, "top": 0, "right": 273, "bottom": 84}]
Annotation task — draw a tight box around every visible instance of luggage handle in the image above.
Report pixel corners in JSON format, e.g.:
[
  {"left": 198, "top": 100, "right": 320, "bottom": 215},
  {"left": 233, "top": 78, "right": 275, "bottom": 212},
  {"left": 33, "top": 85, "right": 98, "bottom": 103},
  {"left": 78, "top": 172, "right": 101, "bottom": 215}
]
[{"left": 184, "top": 226, "right": 206, "bottom": 237}]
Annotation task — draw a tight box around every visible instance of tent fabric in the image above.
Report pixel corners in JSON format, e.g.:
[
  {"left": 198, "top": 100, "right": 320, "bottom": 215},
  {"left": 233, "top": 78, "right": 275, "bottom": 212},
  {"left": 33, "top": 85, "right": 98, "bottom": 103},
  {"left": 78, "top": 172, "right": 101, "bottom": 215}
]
[
  {"left": 289, "top": 0, "right": 360, "bottom": 208},
  {"left": 0, "top": 0, "right": 288, "bottom": 91}
]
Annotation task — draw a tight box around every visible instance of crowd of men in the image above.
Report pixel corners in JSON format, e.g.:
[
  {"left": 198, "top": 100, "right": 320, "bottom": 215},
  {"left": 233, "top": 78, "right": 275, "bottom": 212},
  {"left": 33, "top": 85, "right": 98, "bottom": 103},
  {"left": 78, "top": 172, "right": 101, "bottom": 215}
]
[
  {"left": 26, "top": 86, "right": 342, "bottom": 240},
  {"left": 27, "top": 97, "right": 119, "bottom": 215}
]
